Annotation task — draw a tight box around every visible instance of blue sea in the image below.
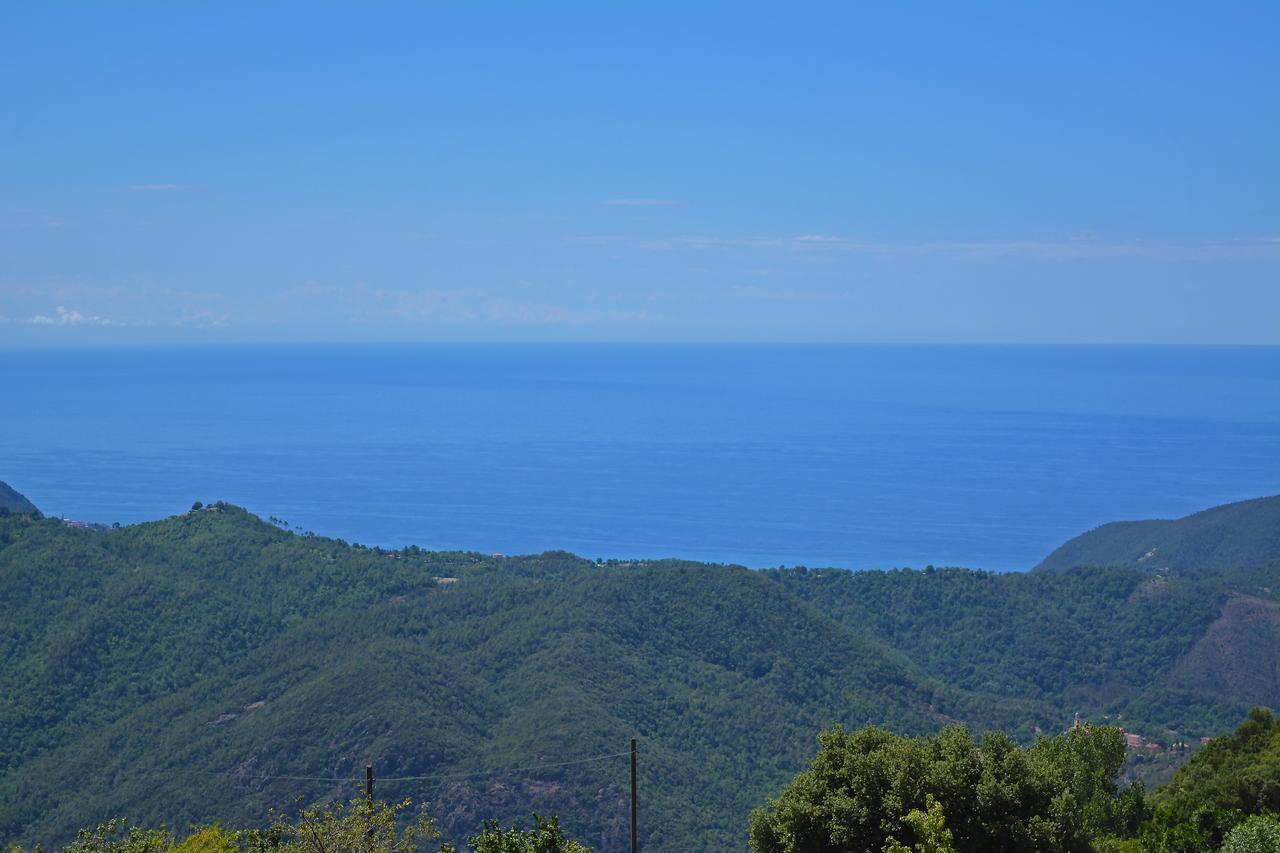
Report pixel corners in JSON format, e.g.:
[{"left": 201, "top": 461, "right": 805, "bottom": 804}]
[{"left": 3, "top": 344, "right": 1278, "bottom": 571}]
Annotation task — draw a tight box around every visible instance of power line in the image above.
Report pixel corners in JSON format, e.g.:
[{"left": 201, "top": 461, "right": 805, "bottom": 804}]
[
  {"left": 229, "top": 748, "right": 633, "bottom": 785},
  {"left": 377, "top": 749, "right": 633, "bottom": 782},
  {"left": 218, "top": 742, "right": 641, "bottom": 849},
  {"left": 211, "top": 771, "right": 363, "bottom": 782}
]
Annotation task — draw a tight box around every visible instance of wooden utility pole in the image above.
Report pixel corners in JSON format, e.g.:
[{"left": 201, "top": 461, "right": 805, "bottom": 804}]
[
  {"left": 630, "top": 738, "right": 638, "bottom": 853},
  {"left": 365, "top": 764, "right": 375, "bottom": 848}
]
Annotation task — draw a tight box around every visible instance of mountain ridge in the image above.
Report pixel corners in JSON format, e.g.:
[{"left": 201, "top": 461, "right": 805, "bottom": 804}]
[
  {"left": 0, "top": 482, "right": 38, "bottom": 515},
  {"left": 1033, "top": 494, "right": 1280, "bottom": 572}
]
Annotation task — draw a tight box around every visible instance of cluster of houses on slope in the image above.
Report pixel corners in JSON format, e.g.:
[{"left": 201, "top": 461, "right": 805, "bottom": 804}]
[{"left": 1071, "top": 711, "right": 1210, "bottom": 753}]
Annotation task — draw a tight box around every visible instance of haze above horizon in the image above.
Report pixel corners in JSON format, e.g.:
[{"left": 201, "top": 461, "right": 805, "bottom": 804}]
[{"left": 2, "top": 2, "right": 1278, "bottom": 345}]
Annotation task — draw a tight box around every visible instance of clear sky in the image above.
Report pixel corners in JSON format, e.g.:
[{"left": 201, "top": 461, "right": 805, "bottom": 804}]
[{"left": 2, "top": 2, "right": 1277, "bottom": 344}]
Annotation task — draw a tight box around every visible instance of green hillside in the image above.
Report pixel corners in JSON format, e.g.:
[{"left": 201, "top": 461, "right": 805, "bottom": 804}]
[
  {"left": 766, "top": 561, "right": 1280, "bottom": 736},
  {"left": 0, "top": 481, "right": 38, "bottom": 515},
  {"left": 1, "top": 506, "right": 1038, "bottom": 851},
  {"left": 1154, "top": 706, "right": 1280, "bottom": 820},
  {"left": 1033, "top": 495, "right": 1280, "bottom": 572},
  {"left": 1132, "top": 707, "right": 1280, "bottom": 850},
  {"left": 2, "top": 497, "right": 1278, "bottom": 850}
]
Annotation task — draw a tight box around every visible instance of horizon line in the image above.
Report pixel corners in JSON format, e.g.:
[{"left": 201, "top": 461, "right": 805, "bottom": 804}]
[{"left": 2, "top": 339, "right": 1280, "bottom": 351}]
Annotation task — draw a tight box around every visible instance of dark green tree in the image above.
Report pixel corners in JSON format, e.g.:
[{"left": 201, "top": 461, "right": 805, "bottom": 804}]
[
  {"left": 750, "top": 724, "right": 1142, "bottom": 853},
  {"left": 447, "top": 815, "right": 591, "bottom": 853}
]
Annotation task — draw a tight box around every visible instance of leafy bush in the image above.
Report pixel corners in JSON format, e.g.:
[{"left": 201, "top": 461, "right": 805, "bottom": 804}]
[
  {"left": 271, "top": 797, "right": 438, "bottom": 853},
  {"left": 750, "top": 723, "right": 1144, "bottom": 853},
  {"left": 451, "top": 815, "right": 590, "bottom": 853},
  {"left": 1221, "top": 814, "right": 1280, "bottom": 853}
]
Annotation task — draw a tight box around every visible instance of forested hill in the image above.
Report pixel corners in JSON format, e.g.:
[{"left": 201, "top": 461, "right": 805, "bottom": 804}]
[
  {"left": 0, "top": 481, "right": 38, "bottom": 515},
  {"left": 0, "top": 505, "right": 1026, "bottom": 851},
  {"left": 1, "top": 498, "right": 1278, "bottom": 850},
  {"left": 1033, "top": 494, "right": 1280, "bottom": 572}
]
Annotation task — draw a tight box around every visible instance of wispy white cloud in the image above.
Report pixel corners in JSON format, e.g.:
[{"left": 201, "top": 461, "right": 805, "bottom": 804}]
[
  {"left": 127, "top": 183, "right": 186, "bottom": 192},
  {"left": 173, "top": 309, "right": 228, "bottom": 328},
  {"left": 29, "top": 306, "right": 114, "bottom": 326},
  {"left": 276, "top": 281, "right": 475, "bottom": 323},
  {"left": 604, "top": 198, "right": 676, "bottom": 207},
  {"left": 576, "top": 233, "right": 1280, "bottom": 262}
]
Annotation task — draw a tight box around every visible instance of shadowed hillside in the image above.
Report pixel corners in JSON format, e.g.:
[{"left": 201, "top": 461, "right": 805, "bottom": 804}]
[
  {"left": 1168, "top": 595, "right": 1280, "bottom": 709},
  {"left": 1033, "top": 495, "right": 1280, "bottom": 572},
  {"left": 0, "top": 482, "right": 37, "bottom": 515},
  {"left": 766, "top": 560, "right": 1280, "bottom": 736}
]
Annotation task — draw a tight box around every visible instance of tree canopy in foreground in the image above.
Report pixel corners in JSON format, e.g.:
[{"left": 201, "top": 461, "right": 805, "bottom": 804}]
[
  {"left": 749, "top": 723, "right": 1142, "bottom": 852},
  {"left": 5, "top": 800, "right": 590, "bottom": 853},
  {"left": 750, "top": 711, "right": 1280, "bottom": 853}
]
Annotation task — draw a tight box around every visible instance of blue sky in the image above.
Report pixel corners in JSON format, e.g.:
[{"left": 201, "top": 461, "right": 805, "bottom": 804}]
[{"left": 2, "top": 2, "right": 1277, "bottom": 344}]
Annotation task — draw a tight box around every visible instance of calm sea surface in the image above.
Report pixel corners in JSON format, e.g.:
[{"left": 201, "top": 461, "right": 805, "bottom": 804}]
[{"left": 3, "top": 344, "right": 1278, "bottom": 571}]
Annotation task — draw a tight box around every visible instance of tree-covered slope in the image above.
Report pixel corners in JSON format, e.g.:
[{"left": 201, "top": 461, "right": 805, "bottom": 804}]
[
  {"left": 2, "top": 508, "right": 1034, "bottom": 851},
  {"left": 1033, "top": 495, "right": 1280, "bottom": 572},
  {"left": 1153, "top": 706, "right": 1280, "bottom": 821},
  {"left": 766, "top": 562, "right": 1280, "bottom": 737},
  {"left": 1131, "top": 707, "right": 1280, "bottom": 850},
  {"left": 0, "top": 505, "right": 486, "bottom": 769},
  {"left": 0, "top": 481, "right": 38, "bottom": 514},
  {"left": 3, "top": 497, "right": 1279, "bottom": 850}
]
